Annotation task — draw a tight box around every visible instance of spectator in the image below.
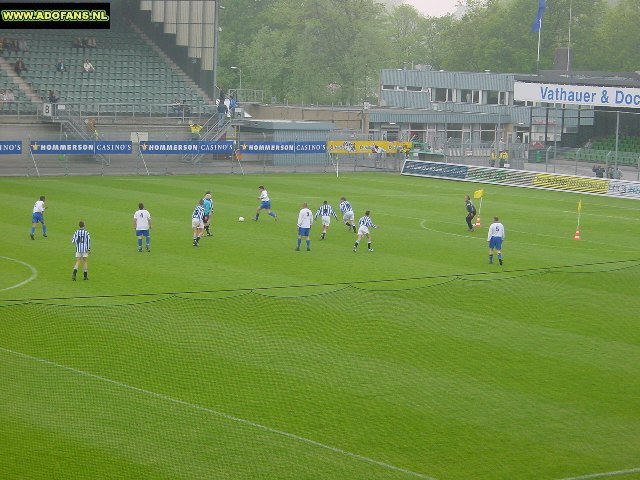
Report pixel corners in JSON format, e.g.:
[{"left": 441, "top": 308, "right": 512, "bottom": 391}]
[
  {"left": 17, "top": 38, "right": 28, "bottom": 52},
  {"left": 72, "top": 37, "right": 83, "bottom": 51},
  {"left": 584, "top": 138, "right": 593, "bottom": 149},
  {"left": 0, "top": 90, "right": 5, "bottom": 105},
  {"left": 9, "top": 39, "right": 19, "bottom": 54},
  {"left": 83, "top": 58, "right": 95, "bottom": 73},
  {"left": 14, "top": 57, "right": 27, "bottom": 76},
  {"left": 4, "top": 89, "right": 15, "bottom": 112},
  {"left": 592, "top": 164, "right": 605, "bottom": 178},
  {"left": 48, "top": 90, "right": 59, "bottom": 103},
  {"left": 171, "top": 97, "right": 183, "bottom": 116},
  {"left": 0, "top": 38, "right": 5, "bottom": 55},
  {"left": 613, "top": 167, "right": 623, "bottom": 180},
  {"left": 229, "top": 94, "right": 237, "bottom": 117},
  {"left": 189, "top": 122, "right": 203, "bottom": 141},
  {"left": 216, "top": 99, "right": 227, "bottom": 124},
  {"left": 181, "top": 100, "right": 191, "bottom": 117},
  {"left": 86, "top": 36, "right": 97, "bottom": 48},
  {"left": 56, "top": 59, "right": 66, "bottom": 73}
]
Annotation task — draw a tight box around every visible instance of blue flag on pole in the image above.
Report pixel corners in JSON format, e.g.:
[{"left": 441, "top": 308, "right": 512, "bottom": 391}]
[{"left": 531, "top": 0, "right": 546, "bottom": 33}]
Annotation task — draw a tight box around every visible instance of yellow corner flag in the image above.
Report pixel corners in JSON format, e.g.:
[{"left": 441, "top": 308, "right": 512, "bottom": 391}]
[
  {"left": 473, "top": 189, "right": 484, "bottom": 199},
  {"left": 578, "top": 200, "right": 582, "bottom": 212}
]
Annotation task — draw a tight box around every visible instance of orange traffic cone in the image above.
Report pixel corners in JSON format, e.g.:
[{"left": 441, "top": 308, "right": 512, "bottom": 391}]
[
  {"left": 475, "top": 216, "right": 481, "bottom": 228},
  {"left": 573, "top": 228, "right": 581, "bottom": 240}
]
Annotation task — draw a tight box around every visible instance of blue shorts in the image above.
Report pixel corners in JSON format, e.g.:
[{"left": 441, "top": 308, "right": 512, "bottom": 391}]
[
  {"left": 298, "top": 227, "right": 310, "bottom": 237},
  {"left": 136, "top": 230, "right": 150, "bottom": 237},
  {"left": 259, "top": 201, "right": 271, "bottom": 210},
  {"left": 489, "top": 236, "right": 503, "bottom": 250},
  {"left": 32, "top": 212, "right": 44, "bottom": 223}
]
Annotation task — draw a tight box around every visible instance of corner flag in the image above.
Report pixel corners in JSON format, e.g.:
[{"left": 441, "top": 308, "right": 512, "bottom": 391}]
[
  {"left": 531, "top": 0, "right": 546, "bottom": 33},
  {"left": 473, "top": 189, "right": 484, "bottom": 199}
]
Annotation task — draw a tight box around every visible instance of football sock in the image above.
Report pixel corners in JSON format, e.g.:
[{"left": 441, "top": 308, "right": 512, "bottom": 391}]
[
  {"left": 306, "top": 239, "right": 310, "bottom": 250},
  {"left": 367, "top": 242, "right": 371, "bottom": 250},
  {"left": 498, "top": 253, "right": 503, "bottom": 265},
  {"left": 353, "top": 225, "right": 357, "bottom": 233},
  {"left": 489, "top": 254, "right": 493, "bottom": 264},
  {"left": 269, "top": 212, "right": 276, "bottom": 219},
  {"left": 72, "top": 269, "right": 77, "bottom": 279},
  {"left": 354, "top": 241, "right": 359, "bottom": 249},
  {"left": 138, "top": 238, "right": 143, "bottom": 249},
  {"left": 297, "top": 238, "right": 301, "bottom": 249},
  {"left": 31, "top": 227, "right": 35, "bottom": 235},
  {"left": 42, "top": 225, "right": 47, "bottom": 235},
  {"left": 255, "top": 213, "right": 260, "bottom": 220}
]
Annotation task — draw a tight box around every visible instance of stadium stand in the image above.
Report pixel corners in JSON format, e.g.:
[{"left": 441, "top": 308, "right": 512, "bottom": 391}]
[
  {"left": 0, "top": 65, "right": 37, "bottom": 114},
  {"left": 2, "top": 23, "right": 211, "bottom": 116}
]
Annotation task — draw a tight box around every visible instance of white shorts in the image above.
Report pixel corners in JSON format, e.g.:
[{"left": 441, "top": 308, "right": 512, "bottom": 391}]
[
  {"left": 321, "top": 215, "right": 331, "bottom": 226},
  {"left": 357, "top": 225, "right": 370, "bottom": 236},
  {"left": 343, "top": 211, "right": 354, "bottom": 223},
  {"left": 75, "top": 252, "right": 89, "bottom": 258},
  {"left": 192, "top": 218, "right": 204, "bottom": 229}
]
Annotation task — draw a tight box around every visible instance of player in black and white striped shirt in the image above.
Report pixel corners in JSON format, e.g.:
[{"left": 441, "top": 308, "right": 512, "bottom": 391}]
[
  {"left": 353, "top": 211, "right": 377, "bottom": 252},
  {"left": 192, "top": 199, "right": 205, "bottom": 247},
  {"left": 339, "top": 196, "right": 357, "bottom": 233},
  {"left": 71, "top": 221, "right": 91, "bottom": 281},
  {"left": 315, "top": 200, "right": 338, "bottom": 240}
]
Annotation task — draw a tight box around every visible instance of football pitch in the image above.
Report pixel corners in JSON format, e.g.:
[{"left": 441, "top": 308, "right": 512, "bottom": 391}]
[{"left": 1, "top": 172, "right": 639, "bottom": 480}]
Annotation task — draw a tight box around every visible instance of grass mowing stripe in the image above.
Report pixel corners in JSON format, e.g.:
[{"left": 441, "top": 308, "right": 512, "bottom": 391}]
[{"left": 0, "top": 345, "right": 437, "bottom": 480}]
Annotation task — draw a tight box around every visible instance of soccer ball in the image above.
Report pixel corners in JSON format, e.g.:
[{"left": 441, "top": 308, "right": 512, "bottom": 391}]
[{"left": 238, "top": 216, "right": 245, "bottom": 222}]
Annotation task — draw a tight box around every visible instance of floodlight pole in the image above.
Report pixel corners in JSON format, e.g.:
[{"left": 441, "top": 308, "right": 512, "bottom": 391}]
[
  {"left": 212, "top": 0, "right": 220, "bottom": 101},
  {"left": 231, "top": 66, "right": 242, "bottom": 90}
]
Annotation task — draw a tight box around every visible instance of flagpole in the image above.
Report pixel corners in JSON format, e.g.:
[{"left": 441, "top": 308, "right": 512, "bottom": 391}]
[
  {"left": 567, "top": 0, "right": 572, "bottom": 71},
  {"left": 536, "top": 19, "right": 542, "bottom": 74},
  {"left": 577, "top": 200, "right": 582, "bottom": 228}
]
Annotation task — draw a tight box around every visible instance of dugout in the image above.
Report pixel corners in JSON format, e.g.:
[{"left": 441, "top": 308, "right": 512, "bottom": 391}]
[{"left": 236, "top": 119, "right": 334, "bottom": 166}]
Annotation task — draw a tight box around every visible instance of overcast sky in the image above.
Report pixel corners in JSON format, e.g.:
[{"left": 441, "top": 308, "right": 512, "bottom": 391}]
[{"left": 400, "top": 0, "right": 461, "bottom": 17}]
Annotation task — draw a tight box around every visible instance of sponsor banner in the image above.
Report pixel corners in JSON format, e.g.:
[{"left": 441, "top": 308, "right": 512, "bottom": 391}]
[
  {"left": 0, "top": 141, "right": 22, "bottom": 154},
  {"left": 139, "top": 141, "right": 234, "bottom": 154},
  {"left": 327, "top": 140, "right": 412, "bottom": 154},
  {"left": 533, "top": 173, "right": 609, "bottom": 193},
  {"left": 239, "top": 141, "right": 326, "bottom": 154},
  {"left": 402, "top": 159, "right": 640, "bottom": 200},
  {"left": 467, "top": 165, "right": 537, "bottom": 186},
  {"left": 402, "top": 160, "right": 468, "bottom": 179},
  {"left": 30, "top": 140, "right": 132, "bottom": 154},
  {"left": 607, "top": 180, "right": 640, "bottom": 199},
  {"left": 0, "top": 2, "right": 110, "bottom": 29},
  {"left": 514, "top": 81, "right": 640, "bottom": 109}
]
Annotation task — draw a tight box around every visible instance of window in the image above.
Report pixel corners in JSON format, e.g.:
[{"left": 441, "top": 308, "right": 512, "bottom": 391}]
[
  {"left": 460, "top": 90, "right": 480, "bottom": 103},
  {"left": 487, "top": 90, "right": 499, "bottom": 105},
  {"left": 434, "top": 88, "right": 452, "bottom": 102}
]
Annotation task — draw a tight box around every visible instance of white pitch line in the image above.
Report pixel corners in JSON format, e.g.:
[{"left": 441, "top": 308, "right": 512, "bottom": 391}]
[
  {"left": 0, "top": 346, "right": 436, "bottom": 480},
  {"left": 557, "top": 467, "right": 640, "bottom": 480},
  {"left": 0, "top": 256, "right": 38, "bottom": 292}
]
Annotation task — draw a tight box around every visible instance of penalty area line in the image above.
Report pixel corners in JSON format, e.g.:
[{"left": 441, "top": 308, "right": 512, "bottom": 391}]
[
  {"left": 557, "top": 467, "right": 640, "bottom": 480},
  {"left": 0, "top": 256, "right": 38, "bottom": 292},
  {"left": 0, "top": 346, "right": 437, "bottom": 480}
]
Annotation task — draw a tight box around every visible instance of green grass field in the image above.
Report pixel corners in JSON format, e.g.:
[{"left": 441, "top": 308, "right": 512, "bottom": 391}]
[{"left": 1, "top": 172, "right": 639, "bottom": 480}]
